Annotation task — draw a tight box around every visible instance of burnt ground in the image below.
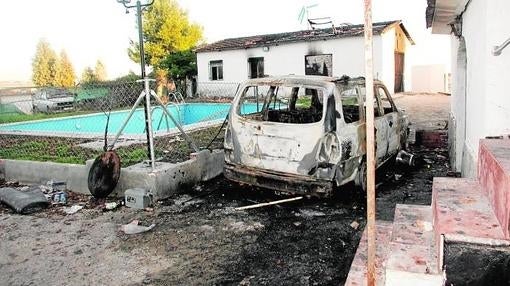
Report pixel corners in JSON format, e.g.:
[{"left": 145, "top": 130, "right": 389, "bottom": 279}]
[
  {"left": 0, "top": 144, "right": 449, "bottom": 286},
  {"left": 0, "top": 94, "right": 451, "bottom": 285}
]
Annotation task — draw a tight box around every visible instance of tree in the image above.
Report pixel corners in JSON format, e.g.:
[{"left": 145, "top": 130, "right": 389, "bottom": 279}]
[
  {"left": 55, "top": 50, "right": 76, "bottom": 87},
  {"left": 159, "top": 50, "right": 196, "bottom": 93},
  {"left": 81, "top": 67, "right": 97, "bottom": 84},
  {"left": 128, "top": 0, "right": 203, "bottom": 70},
  {"left": 32, "top": 39, "right": 58, "bottom": 87},
  {"left": 115, "top": 71, "right": 139, "bottom": 82},
  {"left": 94, "top": 60, "right": 107, "bottom": 81}
]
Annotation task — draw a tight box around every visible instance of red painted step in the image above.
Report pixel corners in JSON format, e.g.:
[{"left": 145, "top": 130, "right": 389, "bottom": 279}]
[
  {"left": 478, "top": 139, "right": 510, "bottom": 238},
  {"left": 432, "top": 177, "right": 505, "bottom": 247},
  {"left": 385, "top": 204, "right": 442, "bottom": 285}
]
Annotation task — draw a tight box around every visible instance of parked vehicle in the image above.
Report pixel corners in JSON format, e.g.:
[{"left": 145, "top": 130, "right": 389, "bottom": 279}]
[
  {"left": 224, "top": 75, "right": 409, "bottom": 197},
  {"left": 32, "top": 88, "right": 76, "bottom": 113}
]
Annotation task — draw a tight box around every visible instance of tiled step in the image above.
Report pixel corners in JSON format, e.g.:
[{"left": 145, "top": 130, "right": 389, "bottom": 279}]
[
  {"left": 478, "top": 139, "right": 510, "bottom": 238},
  {"left": 345, "top": 221, "right": 393, "bottom": 286},
  {"left": 432, "top": 177, "right": 506, "bottom": 247},
  {"left": 385, "top": 204, "right": 443, "bottom": 286}
]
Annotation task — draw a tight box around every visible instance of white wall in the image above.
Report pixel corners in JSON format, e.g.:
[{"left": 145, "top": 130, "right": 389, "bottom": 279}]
[
  {"left": 449, "top": 0, "right": 510, "bottom": 177},
  {"left": 197, "top": 35, "right": 387, "bottom": 87},
  {"left": 411, "top": 64, "right": 447, "bottom": 93},
  {"left": 485, "top": 1, "right": 510, "bottom": 136}
]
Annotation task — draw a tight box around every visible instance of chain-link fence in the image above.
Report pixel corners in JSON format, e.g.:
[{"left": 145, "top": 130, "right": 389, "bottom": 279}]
[{"left": 0, "top": 80, "right": 239, "bottom": 167}]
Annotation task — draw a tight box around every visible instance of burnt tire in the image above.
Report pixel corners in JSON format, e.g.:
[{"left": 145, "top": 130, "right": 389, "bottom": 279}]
[
  {"left": 88, "top": 151, "right": 121, "bottom": 198},
  {"left": 355, "top": 159, "right": 367, "bottom": 193}
]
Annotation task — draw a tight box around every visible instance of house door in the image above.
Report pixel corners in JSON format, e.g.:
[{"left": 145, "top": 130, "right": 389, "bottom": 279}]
[{"left": 394, "top": 52, "right": 404, "bottom": 93}]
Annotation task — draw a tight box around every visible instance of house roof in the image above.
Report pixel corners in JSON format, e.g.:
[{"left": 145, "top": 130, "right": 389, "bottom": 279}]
[{"left": 196, "top": 20, "right": 414, "bottom": 53}]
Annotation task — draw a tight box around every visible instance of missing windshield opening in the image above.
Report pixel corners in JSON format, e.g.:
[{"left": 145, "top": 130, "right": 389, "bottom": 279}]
[{"left": 238, "top": 85, "right": 324, "bottom": 124}]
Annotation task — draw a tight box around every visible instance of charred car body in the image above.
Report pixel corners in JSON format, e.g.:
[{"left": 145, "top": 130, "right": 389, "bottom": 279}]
[{"left": 224, "top": 75, "right": 409, "bottom": 197}]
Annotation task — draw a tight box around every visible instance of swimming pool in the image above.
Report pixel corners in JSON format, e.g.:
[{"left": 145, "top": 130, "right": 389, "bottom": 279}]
[{"left": 0, "top": 103, "right": 259, "bottom": 136}]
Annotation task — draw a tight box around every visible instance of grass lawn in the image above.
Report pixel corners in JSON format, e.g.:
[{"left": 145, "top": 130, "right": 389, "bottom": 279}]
[
  {"left": 0, "top": 111, "right": 91, "bottom": 124},
  {"left": 0, "top": 125, "right": 225, "bottom": 166}
]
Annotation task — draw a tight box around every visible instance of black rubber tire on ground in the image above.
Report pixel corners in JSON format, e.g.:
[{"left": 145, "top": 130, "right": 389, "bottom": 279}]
[{"left": 355, "top": 159, "right": 367, "bottom": 193}]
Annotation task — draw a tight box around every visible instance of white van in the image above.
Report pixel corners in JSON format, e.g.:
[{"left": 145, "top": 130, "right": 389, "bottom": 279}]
[{"left": 224, "top": 75, "right": 409, "bottom": 197}]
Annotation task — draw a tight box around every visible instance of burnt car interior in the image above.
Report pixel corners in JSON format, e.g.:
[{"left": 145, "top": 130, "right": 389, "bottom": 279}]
[{"left": 238, "top": 85, "right": 324, "bottom": 124}]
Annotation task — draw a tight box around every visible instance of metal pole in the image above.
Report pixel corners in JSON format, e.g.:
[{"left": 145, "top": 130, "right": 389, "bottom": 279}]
[
  {"left": 363, "top": 1, "right": 376, "bottom": 285},
  {"left": 136, "top": 0, "right": 156, "bottom": 170}
]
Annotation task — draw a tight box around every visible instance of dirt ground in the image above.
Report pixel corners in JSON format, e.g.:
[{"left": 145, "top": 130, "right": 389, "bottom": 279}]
[{"left": 0, "top": 93, "right": 451, "bottom": 286}]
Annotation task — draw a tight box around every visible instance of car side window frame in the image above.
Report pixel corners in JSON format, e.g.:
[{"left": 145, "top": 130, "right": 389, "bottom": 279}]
[{"left": 376, "top": 85, "right": 397, "bottom": 114}]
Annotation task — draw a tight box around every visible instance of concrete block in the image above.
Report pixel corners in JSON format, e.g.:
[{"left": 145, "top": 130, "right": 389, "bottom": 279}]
[
  {"left": 432, "top": 178, "right": 505, "bottom": 249},
  {"left": 0, "top": 159, "right": 5, "bottom": 180},
  {"left": 3, "top": 160, "right": 90, "bottom": 193},
  {"left": 478, "top": 139, "right": 510, "bottom": 238},
  {"left": 391, "top": 204, "right": 434, "bottom": 246},
  {"left": 1, "top": 149, "right": 225, "bottom": 200},
  {"left": 416, "top": 130, "right": 448, "bottom": 148}
]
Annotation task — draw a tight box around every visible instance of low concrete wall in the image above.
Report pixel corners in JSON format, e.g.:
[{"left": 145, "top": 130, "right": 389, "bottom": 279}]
[{"left": 0, "top": 150, "right": 225, "bottom": 200}]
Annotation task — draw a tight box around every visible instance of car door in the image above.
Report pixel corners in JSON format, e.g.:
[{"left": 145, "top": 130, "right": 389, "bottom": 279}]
[
  {"left": 376, "top": 85, "right": 400, "bottom": 157},
  {"left": 373, "top": 91, "right": 389, "bottom": 165}
]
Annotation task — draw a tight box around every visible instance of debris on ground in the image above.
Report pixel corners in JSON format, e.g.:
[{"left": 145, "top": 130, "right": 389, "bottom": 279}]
[
  {"left": 120, "top": 220, "right": 156, "bottom": 235},
  {"left": 63, "top": 205, "right": 84, "bottom": 215},
  {"left": 234, "top": 196, "right": 303, "bottom": 211},
  {"left": 0, "top": 187, "right": 49, "bottom": 214},
  {"left": 125, "top": 188, "right": 152, "bottom": 209},
  {"left": 104, "top": 201, "right": 120, "bottom": 211},
  {"left": 350, "top": 221, "right": 360, "bottom": 230},
  {"left": 298, "top": 209, "right": 326, "bottom": 218}
]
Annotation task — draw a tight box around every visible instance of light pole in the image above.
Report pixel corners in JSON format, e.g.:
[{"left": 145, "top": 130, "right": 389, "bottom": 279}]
[{"left": 117, "top": 0, "right": 156, "bottom": 169}]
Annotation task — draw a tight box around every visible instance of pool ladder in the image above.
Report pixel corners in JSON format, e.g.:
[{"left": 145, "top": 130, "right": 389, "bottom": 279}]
[
  {"left": 169, "top": 92, "right": 185, "bottom": 104},
  {"left": 149, "top": 102, "right": 182, "bottom": 133}
]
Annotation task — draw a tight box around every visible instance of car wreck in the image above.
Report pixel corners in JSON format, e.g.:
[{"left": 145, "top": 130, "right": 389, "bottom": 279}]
[{"left": 224, "top": 75, "right": 410, "bottom": 197}]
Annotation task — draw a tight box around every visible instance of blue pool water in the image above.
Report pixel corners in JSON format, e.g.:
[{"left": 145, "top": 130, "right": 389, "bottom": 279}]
[{"left": 0, "top": 103, "right": 260, "bottom": 135}]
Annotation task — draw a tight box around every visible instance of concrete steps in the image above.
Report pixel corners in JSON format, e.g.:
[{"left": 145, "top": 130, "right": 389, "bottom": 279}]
[
  {"left": 385, "top": 204, "right": 442, "bottom": 285},
  {"left": 345, "top": 205, "right": 443, "bottom": 285},
  {"left": 432, "top": 177, "right": 506, "bottom": 245},
  {"left": 345, "top": 139, "right": 510, "bottom": 285},
  {"left": 345, "top": 221, "right": 393, "bottom": 286},
  {"left": 345, "top": 178, "right": 506, "bottom": 285}
]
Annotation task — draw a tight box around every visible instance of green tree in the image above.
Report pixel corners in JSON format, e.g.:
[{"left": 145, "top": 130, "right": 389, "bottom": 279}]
[
  {"left": 81, "top": 67, "right": 97, "bottom": 84},
  {"left": 159, "top": 50, "right": 196, "bottom": 93},
  {"left": 115, "top": 71, "right": 139, "bottom": 82},
  {"left": 94, "top": 60, "right": 107, "bottom": 81},
  {"left": 128, "top": 0, "right": 203, "bottom": 70},
  {"left": 32, "top": 39, "right": 58, "bottom": 87},
  {"left": 55, "top": 50, "right": 76, "bottom": 87}
]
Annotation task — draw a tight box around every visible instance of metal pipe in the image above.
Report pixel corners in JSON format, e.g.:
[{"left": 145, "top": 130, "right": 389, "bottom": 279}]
[
  {"left": 108, "top": 91, "right": 147, "bottom": 149},
  {"left": 363, "top": 1, "right": 376, "bottom": 285},
  {"left": 135, "top": 0, "right": 156, "bottom": 170},
  {"left": 150, "top": 90, "right": 199, "bottom": 152},
  {"left": 493, "top": 37, "right": 510, "bottom": 56}
]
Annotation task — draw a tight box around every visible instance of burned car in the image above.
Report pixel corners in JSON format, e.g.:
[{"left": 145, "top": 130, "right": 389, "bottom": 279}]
[{"left": 224, "top": 75, "right": 409, "bottom": 197}]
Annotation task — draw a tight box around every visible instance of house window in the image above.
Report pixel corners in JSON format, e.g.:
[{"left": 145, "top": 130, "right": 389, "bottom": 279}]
[
  {"left": 209, "top": 60, "right": 223, "bottom": 81},
  {"left": 248, "top": 57, "right": 264, "bottom": 78},
  {"left": 305, "top": 54, "right": 333, "bottom": 76}
]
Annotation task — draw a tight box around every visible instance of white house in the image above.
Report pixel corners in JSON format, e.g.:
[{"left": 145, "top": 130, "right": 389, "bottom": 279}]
[
  {"left": 195, "top": 20, "right": 414, "bottom": 95},
  {"left": 427, "top": 0, "right": 510, "bottom": 177}
]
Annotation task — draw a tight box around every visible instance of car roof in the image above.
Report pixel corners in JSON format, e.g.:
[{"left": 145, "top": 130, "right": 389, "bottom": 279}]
[{"left": 244, "top": 75, "right": 383, "bottom": 86}]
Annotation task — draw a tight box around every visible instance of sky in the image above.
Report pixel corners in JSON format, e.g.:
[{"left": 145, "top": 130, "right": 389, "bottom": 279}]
[{"left": 0, "top": 0, "right": 450, "bottom": 83}]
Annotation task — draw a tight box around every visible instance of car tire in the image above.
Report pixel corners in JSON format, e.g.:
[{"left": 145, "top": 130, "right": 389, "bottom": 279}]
[{"left": 355, "top": 159, "right": 367, "bottom": 193}]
